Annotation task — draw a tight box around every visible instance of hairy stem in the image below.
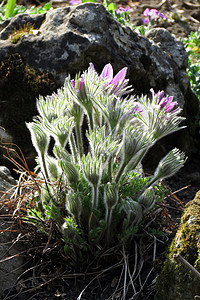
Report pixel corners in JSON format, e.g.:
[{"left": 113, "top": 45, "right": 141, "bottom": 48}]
[
  {"left": 108, "top": 155, "right": 113, "bottom": 182},
  {"left": 41, "top": 154, "right": 49, "bottom": 182},
  {"left": 88, "top": 110, "right": 94, "bottom": 132},
  {"left": 115, "top": 160, "right": 128, "bottom": 184},
  {"left": 69, "top": 132, "right": 78, "bottom": 164},
  {"left": 105, "top": 208, "right": 113, "bottom": 246},
  {"left": 92, "top": 184, "right": 99, "bottom": 209},
  {"left": 75, "top": 122, "right": 84, "bottom": 158}
]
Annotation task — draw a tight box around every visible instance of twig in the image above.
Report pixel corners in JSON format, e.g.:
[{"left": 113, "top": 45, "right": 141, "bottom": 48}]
[
  {"left": 183, "top": 1, "right": 200, "bottom": 8},
  {"left": 140, "top": 0, "right": 167, "bottom": 10},
  {"left": 173, "top": 254, "right": 200, "bottom": 280},
  {"left": 122, "top": 246, "right": 128, "bottom": 300}
]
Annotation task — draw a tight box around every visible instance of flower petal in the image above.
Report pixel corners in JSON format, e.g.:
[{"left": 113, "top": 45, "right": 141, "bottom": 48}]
[
  {"left": 100, "top": 63, "right": 113, "bottom": 83},
  {"left": 112, "top": 67, "right": 128, "bottom": 87}
]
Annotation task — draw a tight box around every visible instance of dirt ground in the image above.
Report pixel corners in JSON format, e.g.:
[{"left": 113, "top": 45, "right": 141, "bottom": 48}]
[{"left": 129, "top": 0, "right": 200, "bottom": 38}]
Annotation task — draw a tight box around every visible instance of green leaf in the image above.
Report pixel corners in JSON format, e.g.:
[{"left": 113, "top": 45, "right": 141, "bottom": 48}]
[{"left": 5, "top": 0, "right": 16, "bottom": 18}]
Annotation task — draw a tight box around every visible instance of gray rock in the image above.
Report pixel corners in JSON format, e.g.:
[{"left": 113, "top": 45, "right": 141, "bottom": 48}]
[
  {"left": 0, "top": 166, "right": 16, "bottom": 191},
  {"left": 0, "top": 167, "right": 25, "bottom": 297},
  {"left": 0, "top": 4, "right": 195, "bottom": 105},
  {"left": 0, "top": 3, "right": 198, "bottom": 163}
]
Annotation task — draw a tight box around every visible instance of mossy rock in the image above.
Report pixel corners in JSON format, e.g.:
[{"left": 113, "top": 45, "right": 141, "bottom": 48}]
[{"left": 155, "top": 191, "right": 200, "bottom": 300}]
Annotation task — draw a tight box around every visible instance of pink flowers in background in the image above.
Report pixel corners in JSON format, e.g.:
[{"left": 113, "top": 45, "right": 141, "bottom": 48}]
[
  {"left": 115, "top": 7, "right": 132, "bottom": 15},
  {"left": 69, "top": 0, "right": 81, "bottom": 5},
  {"left": 142, "top": 8, "right": 167, "bottom": 24}
]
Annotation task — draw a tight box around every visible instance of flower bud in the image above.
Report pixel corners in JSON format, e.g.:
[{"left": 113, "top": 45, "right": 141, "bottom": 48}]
[
  {"left": 152, "top": 148, "right": 186, "bottom": 183},
  {"left": 66, "top": 191, "right": 82, "bottom": 219},
  {"left": 121, "top": 197, "right": 143, "bottom": 226},
  {"left": 59, "top": 160, "right": 79, "bottom": 185},
  {"left": 104, "top": 182, "right": 119, "bottom": 210},
  {"left": 26, "top": 121, "right": 49, "bottom": 156},
  {"left": 138, "top": 187, "right": 157, "bottom": 211},
  {"left": 82, "top": 153, "right": 103, "bottom": 187},
  {"left": 46, "top": 155, "right": 61, "bottom": 180}
]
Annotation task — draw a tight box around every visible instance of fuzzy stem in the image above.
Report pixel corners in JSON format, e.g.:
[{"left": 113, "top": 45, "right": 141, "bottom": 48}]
[
  {"left": 146, "top": 176, "right": 158, "bottom": 189},
  {"left": 87, "top": 110, "right": 94, "bottom": 132},
  {"left": 92, "top": 184, "right": 99, "bottom": 209},
  {"left": 115, "top": 160, "right": 129, "bottom": 184},
  {"left": 69, "top": 133, "right": 78, "bottom": 164},
  {"left": 108, "top": 155, "right": 113, "bottom": 182},
  {"left": 105, "top": 208, "right": 113, "bottom": 246},
  {"left": 75, "top": 122, "right": 84, "bottom": 158},
  {"left": 41, "top": 154, "right": 49, "bottom": 182}
]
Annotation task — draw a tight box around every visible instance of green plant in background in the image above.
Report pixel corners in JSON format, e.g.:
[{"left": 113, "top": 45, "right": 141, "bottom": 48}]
[
  {"left": 21, "top": 62, "right": 186, "bottom": 262},
  {"left": 105, "top": 3, "right": 132, "bottom": 25},
  {"left": 0, "top": 1, "right": 52, "bottom": 22},
  {"left": 182, "top": 29, "right": 200, "bottom": 103},
  {"left": 5, "top": 0, "right": 16, "bottom": 19}
]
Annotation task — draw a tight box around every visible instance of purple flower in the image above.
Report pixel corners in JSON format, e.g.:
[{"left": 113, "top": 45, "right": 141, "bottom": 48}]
[
  {"left": 71, "top": 78, "right": 84, "bottom": 93},
  {"left": 143, "top": 8, "right": 150, "bottom": 17},
  {"left": 153, "top": 90, "right": 177, "bottom": 113},
  {"left": 143, "top": 8, "right": 167, "bottom": 21},
  {"left": 129, "top": 104, "right": 143, "bottom": 115},
  {"left": 98, "top": 63, "right": 130, "bottom": 96},
  {"left": 112, "top": 67, "right": 128, "bottom": 87},
  {"left": 142, "top": 18, "right": 149, "bottom": 24},
  {"left": 116, "top": 6, "right": 132, "bottom": 14},
  {"left": 157, "top": 11, "right": 167, "bottom": 19},
  {"left": 100, "top": 63, "right": 127, "bottom": 86},
  {"left": 69, "top": 0, "right": 82, "bottom": 5},
  {"left": 159, "top": 96, "right": 177, "bottom": 113},
  {"left": 100, "top": 64, "right": 113, "bottom": 84}
]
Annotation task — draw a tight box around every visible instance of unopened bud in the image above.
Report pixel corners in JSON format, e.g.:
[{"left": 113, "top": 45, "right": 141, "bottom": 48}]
[
  {"left": 66, "top": 191, "right": 82, "bottom": 219},
  {"left": 138, "top": 187, "right": 157, "bottom": 211},
  {"left": 26, "top": 121, "right": 49, "bottom": 156},
  {"left": 104, "top": 182, "right": 119, "bottom": 210},
  {"left": 59, "top": 160, "right": 79, "bottom": 185}
]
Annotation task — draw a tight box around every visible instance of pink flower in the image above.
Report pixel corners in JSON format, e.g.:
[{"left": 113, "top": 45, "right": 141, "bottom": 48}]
[
  {"left": 153, "top": 90, "right": 177, "bottom": 113},
  {"left": 71, "top": 77, "right": 84, "bottom": 93},
  {"left": 142, "top": 18, "right": 149, "bottom": 24},
  {"left": 100, "top": 63, "right": 129, "bottom": 96},
  {"left": 100, "top": 63, "right": 128, "bottom": 86},
  {"left": 100, "top": 64, "right": 113, "bottom": 84},
  {"left": 116, "top": 7, "right": 132, "bottom": 14},
  {"left": 143, "top": 8, "right": 167, "bottom": 21},
  {"left": 69, "top": 0, "right": 82, "bottom": 5}
]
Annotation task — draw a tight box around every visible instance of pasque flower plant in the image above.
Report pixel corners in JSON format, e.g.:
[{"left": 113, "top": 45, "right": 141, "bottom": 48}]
[{"left": 25, "top": 62, "right": 186, "bottom": 259}]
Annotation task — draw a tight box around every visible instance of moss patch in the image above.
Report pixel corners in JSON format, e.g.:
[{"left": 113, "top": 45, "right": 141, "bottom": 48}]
[{"left": 155, "top": 191, "right": 200, "bottom": 300}]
